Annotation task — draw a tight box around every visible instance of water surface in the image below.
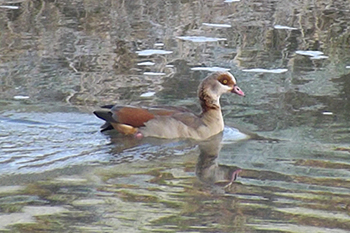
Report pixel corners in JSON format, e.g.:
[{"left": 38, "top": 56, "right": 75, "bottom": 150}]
[{"left": 1, "top": 0, "right": 350, "bottom": 232}]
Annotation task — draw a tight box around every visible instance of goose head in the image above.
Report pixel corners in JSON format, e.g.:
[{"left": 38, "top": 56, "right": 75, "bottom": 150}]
[{"left": 198, "top": 71, "right": 244, "bottom": 111}]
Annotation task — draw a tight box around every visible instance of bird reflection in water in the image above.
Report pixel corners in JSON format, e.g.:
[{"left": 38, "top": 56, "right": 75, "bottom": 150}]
[
  {"left": 104, "top": 131, "right": 243, "bottom": 190},
  {"left": 196, "top": 132, "right": 243, "bottom": 190}
]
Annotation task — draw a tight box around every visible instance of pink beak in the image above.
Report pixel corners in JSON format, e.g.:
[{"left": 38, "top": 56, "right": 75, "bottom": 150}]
[{"left": 231, "top": 85, "right": 245, "bottom": 97}]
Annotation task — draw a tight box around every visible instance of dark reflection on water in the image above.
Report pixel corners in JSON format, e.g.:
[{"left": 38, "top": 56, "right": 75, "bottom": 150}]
[{"left": 1, "top": 0, "right": 350, "bottom": 232}]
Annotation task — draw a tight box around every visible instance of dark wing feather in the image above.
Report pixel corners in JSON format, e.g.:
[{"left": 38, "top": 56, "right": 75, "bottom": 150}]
[{"left": 95, "top": 105, "right": 197, "bottom": 132}]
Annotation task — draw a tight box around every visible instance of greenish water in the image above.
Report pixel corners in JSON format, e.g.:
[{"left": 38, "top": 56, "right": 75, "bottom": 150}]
[{"left": 1, "top": 0, "right": 350, "bottom": 232}]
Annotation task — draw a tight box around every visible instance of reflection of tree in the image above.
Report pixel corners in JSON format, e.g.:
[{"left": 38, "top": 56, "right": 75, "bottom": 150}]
[
  {"left": 1, "top": 0, "right": 350, "bottom": 106},
  {"left": 331, "top": 73, "right": 350, "bottom": 117}
]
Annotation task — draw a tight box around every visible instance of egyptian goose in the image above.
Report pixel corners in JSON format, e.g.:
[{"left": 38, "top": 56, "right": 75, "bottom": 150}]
[{"left": 94, "top": 71, "right": 244, "bottom": 140}]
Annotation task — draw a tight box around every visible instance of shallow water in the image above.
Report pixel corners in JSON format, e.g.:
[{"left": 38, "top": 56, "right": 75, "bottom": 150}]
[{"left": 1, "top": 0, "right": 350, "bottom": 232}]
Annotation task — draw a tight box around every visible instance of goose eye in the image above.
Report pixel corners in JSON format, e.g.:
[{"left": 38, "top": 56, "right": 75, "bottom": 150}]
[{"left": 222, "top": 79, "right": 228, "bottom": 85}]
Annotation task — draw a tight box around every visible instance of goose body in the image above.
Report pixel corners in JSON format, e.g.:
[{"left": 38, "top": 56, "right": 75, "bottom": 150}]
[{"left": 94, "top": 71, "right": 244, "bottom": 140}]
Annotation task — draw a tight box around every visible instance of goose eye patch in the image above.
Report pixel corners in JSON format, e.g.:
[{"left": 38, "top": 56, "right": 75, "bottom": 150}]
[{"left": 217, "top": 73, "right": 236, "bottom": 86}]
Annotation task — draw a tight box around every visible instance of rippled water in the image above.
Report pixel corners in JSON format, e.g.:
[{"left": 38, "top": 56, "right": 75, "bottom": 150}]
[{"left": 1, "top": 0, "right": 350, "bottom": 232}]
